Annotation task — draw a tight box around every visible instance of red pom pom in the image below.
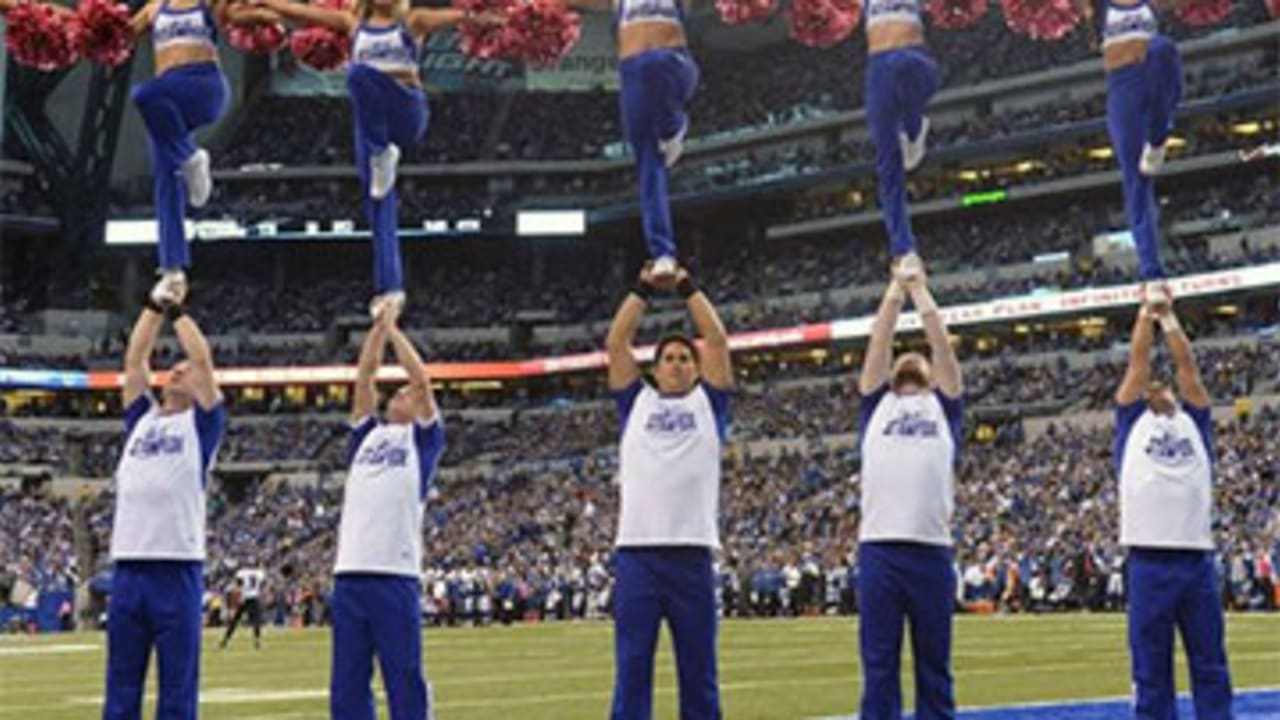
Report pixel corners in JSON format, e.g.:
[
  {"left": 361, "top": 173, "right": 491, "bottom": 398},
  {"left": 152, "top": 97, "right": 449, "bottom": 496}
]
[
  {"left": 1000, "top": 0, "right": 1082, "bottom": 41},
  {"left": 715, "top": 0, "right": 777, "bottom": 24},
  {"left": 5, "top": 1, "right": 80, "bottom": 71},
  {"left": 1172, "top": 0, "right": 1231, "bottom": 26},
  {"left": 926, "top": 0, "right": 988, "bottom": 29},
  {"left": 787, "top": 0, "right": 861, "bottom": 48},
  {"left": 505, "top": 0, "right": 581, "bottom": 67},
  {"left": 1268, "top": 0, "right": 1280, "bottom": 20},
  {"left": 455, "top": 0, "right": 519, "bottom": 60},
  {"left": 227, "top": 21, "right": 289, "bottom": 54},
  {"left": 70, "top": 0, "right": 133, "bottom": 66},
  {"left": 289, "top": 27, "right": 350, "bottom": 71}
]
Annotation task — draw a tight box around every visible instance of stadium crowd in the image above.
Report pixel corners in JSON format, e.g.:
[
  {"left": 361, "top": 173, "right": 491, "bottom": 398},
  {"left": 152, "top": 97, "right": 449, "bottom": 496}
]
[{"left": 4, "top": 399, "right": 1277, "bottom": 629}]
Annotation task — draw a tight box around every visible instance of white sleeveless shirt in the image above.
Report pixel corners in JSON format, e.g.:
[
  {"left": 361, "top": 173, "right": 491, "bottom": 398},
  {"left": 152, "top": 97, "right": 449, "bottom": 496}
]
[
  {"left": 1116, "top": 402, "right": 1215, "bottom": 550},
  {"left": 858, "top": 386, "right": 963, "bottom": 546},
  {"left": 334, "top": 416, "right": 445, "bottom": 578},
  {"left": 1102, "top": 0, "right": 1157, "bottom": 48},
  {"left": 865, "top": 0, "right": 923, "bottom": 29},
  {"left": 615, "top": 0, "right": 685, "bottom": 28},
  {"left": 351, "top": 21, "right": 420, "bottom": 75},
  {"left": 615, "top": 381, "right": 729, "bottom": 548},
  {"left": 110, "top": 395, "right": 225, "bottom": 561}
]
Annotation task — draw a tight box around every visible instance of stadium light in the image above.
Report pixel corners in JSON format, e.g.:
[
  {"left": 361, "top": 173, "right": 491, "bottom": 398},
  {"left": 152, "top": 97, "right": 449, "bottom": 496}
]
[
  {"left": 1231, "top": 121, "right": 1262, "bottom": 135},
  {"left": 1087, "top": 147, "right": 1113, "bottom": 160}
]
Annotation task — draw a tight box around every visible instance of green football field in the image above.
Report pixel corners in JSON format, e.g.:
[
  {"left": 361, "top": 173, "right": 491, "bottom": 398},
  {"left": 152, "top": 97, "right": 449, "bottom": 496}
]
[{"left": 1, "top": 614, "right": 1277, "bottom": 720}]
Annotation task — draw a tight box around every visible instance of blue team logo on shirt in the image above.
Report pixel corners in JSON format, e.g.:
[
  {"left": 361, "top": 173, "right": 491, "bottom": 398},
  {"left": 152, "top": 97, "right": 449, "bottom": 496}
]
[
  {"left": 128, "top": 426, "right": 186, "bottom": 458},
  {"left": 357, "top": 42, "right": 414, "bottom": 64},
  {"left": 622, "top": 0, "right": 680, "bottom": 21},
  {"left": 1144, "top": 429, "right": 1197, "bottom": 468},
  {"left": 883, "top": 410, "right": 939, "bottom": 439},
  {"left": 355, "top": 439, "right": 409, "bottom": 468},
  {"left": 154, "top": 16, "right": 211, "bottom": 44},
  {"left": 645, "top": 406, "right": 698, "bottom": 436}
]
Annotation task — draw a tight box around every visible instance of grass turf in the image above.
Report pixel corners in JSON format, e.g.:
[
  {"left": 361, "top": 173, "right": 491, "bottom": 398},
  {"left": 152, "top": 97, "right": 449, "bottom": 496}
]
[{"left": 0, "top": 614, "right": 1277, "bottom": 719}]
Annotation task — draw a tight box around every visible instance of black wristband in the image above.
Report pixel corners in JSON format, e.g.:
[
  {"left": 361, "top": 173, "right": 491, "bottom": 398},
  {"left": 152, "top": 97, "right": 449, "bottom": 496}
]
[
  {"left": 630, "top": 282, "right": 654, "bottom": 303},
  {"left": 165, "top": 304, "right": 187, "bottom": 323},
  {"left": 677, "top": 275, "right": 699, "bottom": 300},
  {"left": 143, "top": 297, "right": 165, "bottom": 315}
]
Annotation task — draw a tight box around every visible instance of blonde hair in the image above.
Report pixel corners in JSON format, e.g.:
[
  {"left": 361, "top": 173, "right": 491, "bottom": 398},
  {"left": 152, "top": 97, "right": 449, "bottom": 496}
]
[{"left": 353, "top": 0, "right": 409, "bottom": 21}]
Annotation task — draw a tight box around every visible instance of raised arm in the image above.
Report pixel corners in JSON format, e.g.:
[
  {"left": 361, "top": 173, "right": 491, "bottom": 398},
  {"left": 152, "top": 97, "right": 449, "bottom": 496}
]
[
  {"left": 131, "top": 0, "right": 159, "bottom": 37},
  {"left": 905, "top": 275, "right": 962, "bottom": 398},
  {"left": 172, "top": 311, "right": 223, "bottom": 410},
  {"left": 562, "top": 0, "right": 610, "bottom": 12},
  {"left": 386, "top": 321, "right": 440, "bottom": 422},
  {"left": 678, "top": 269, "right": 732, "bottom": 390},
  {"left": 221, "top": 0, "right": 284, "bottom": 26},
  {"left": 605, "top": 265, "right": 654, "bottom": 391},
  {"left": 859, "top": 279, "right": 905, "bottom": 395},
  {"left": 407, "top": 7, "right": 469, "bottom": 38},
  {"left": 352, "top": 317, "right": 390, "bottom": 422},
  {"left": 1157, "top": 306, "right": 1210, "bottom": 409},
  {"left": 256, "top": 0, "right": 354, "bottom": 32},
  {"left": 1115, "top": 304, "right": 1156, "bottom": 405},
  {"left": 123, "top": 307, "right": 166, "bottom": 408}
]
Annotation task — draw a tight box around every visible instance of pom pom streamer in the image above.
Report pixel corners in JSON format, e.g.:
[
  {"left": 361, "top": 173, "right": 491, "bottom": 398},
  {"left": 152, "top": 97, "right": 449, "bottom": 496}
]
[{"left": 5, "top": 1, "right": 80, "bottom": 71}]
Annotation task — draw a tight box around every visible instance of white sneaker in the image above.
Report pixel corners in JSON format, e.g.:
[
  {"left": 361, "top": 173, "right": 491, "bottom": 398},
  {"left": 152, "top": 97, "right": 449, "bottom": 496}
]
[
  {"left": 894, "top": 252, "right": 924, "bottom": 284},
  {"left": 1140, "top": 142, "right": 1167, "bottom": 176},
  {"left": 151, "top": 270, "right": 186, "bottom": 306},
  {"left": 659, "top": 119, "right": 688, "bottom": 169},
  {"left": 652, "top": 256, "right": 678, "bottom": 281},
  {"left": 183, "top": 149, "right": 211, "bottom": 208},
  {"left": 369, "top": 143, "right": 401, "bottom": 200},
  {"left": 369, "top": 290, "right": 406, "bottom": 320},
  {"left": 899, "top": 117, "right": 930, "bottom": 172},
  {"left": 1142, "top": 281, "right": 1172, "bottom": 309}
]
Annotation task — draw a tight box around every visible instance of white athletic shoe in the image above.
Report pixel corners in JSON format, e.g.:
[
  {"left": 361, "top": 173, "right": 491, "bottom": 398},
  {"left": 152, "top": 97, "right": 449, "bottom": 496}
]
[
  {"left": 659, "top": 119, "right": 688, "bottom": 169},
  {"left": 1142, "top": 281, "right": 1172, "bottom": 309},
  {"left": 369, "top": 143, "right": 401, "bottom": 200},
  {"left": 151, "top": 270, "right": 186, "bottom": 306},
  {"left": 894, "top": 252, "right": 924, "bottom": 284},
  {"left": 899, "top": 116, "right": 930, "bottom": 172},
  {"left": 183, "top": 149, "right": 212, "bottom": 208},
  {"left": 369, "top": 290, "right": 406, "bottom": 320},
  {"left": 651, "top": 255, "right": 678, "bottom": 282},
  {"left": 1139, "top": 142, "right": 1167, "bottom": 176}
]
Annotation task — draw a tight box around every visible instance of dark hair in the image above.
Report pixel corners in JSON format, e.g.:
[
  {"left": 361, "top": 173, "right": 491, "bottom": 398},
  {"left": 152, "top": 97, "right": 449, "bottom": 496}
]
[{"left": 653, "top": 333, "right": 700, "bottom": 365}]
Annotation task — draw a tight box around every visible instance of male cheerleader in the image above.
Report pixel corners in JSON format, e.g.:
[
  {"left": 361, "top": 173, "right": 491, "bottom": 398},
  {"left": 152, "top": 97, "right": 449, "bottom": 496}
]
[
  {"left": 1115, "top": 299, "right": 1233, "bottom": 719},
  {"left": 330, "top": 302, "right": 445, "bottom": 720},
  {"left": 856, "top": 258, "right": 962, "bottom": 720},
  {"left": 104, "top": 276, "right": 226, "bottom": 720},
  {"left": 220, "top": 560, "right": 266, "bottom": 649},
  {"left": 606, "top": 263, "right": 732, "bottom": 720}
]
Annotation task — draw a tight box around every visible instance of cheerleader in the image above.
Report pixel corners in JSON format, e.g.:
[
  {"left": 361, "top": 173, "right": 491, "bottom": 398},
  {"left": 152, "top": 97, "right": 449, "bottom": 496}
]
[
  {"left": 256, "top": 0, "right": 476, "bottom": 313},
  {"left": 1080, "top": 0, "right": 1184, "bottom": 305},
  {"left": 863, "top": 0, "right": 938, "bottom": 279},
  {"left": 564, "top": 0, "right": 700, "bottom": 282},
  {"left": 128, "top": 0, "right": 277, "bottom": 290}
]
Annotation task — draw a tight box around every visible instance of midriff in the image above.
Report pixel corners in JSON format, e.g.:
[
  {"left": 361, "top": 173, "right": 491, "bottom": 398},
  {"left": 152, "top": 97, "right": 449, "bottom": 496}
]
[
  {"left": 867, "top": 21, "right": 924, "bottom": 55},
  {"left": 619, "top": 21, "right": 686, "bottom": 59},
  {"left": 1104, "top": 38, "right": 1149, "bottom": 73}
]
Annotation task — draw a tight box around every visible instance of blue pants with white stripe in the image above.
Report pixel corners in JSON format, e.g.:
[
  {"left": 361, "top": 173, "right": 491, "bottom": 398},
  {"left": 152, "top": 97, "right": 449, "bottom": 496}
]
[
  {"left": 858, "top": 541, "right": 955, "bottom": 720},
  {"left": 1106, "top": 35, "right": 1183, "bottom": 281},
  {"left": 619, "top": 48, "right": 700, "bottom": 261},
  {"left": 1128, "top": 548, "right": 1233, "bottom": 720},
  {"left": 102, "top": 560, "right": 204, "bottom": 720},
  {"left": 330, "top": 573, "right": 431, "bottom": 720},
  {"left": 865, "top": 47, "right": 939, "bottom": 259},
  {"left": 130, "top": 62, "right": 229, "bottom": 272},
  {"left": 347, "top": 64, "right": 429, "bottom": 294},
  {"left": 611, "top": 547, "right": 720, "bottom": 720}
]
